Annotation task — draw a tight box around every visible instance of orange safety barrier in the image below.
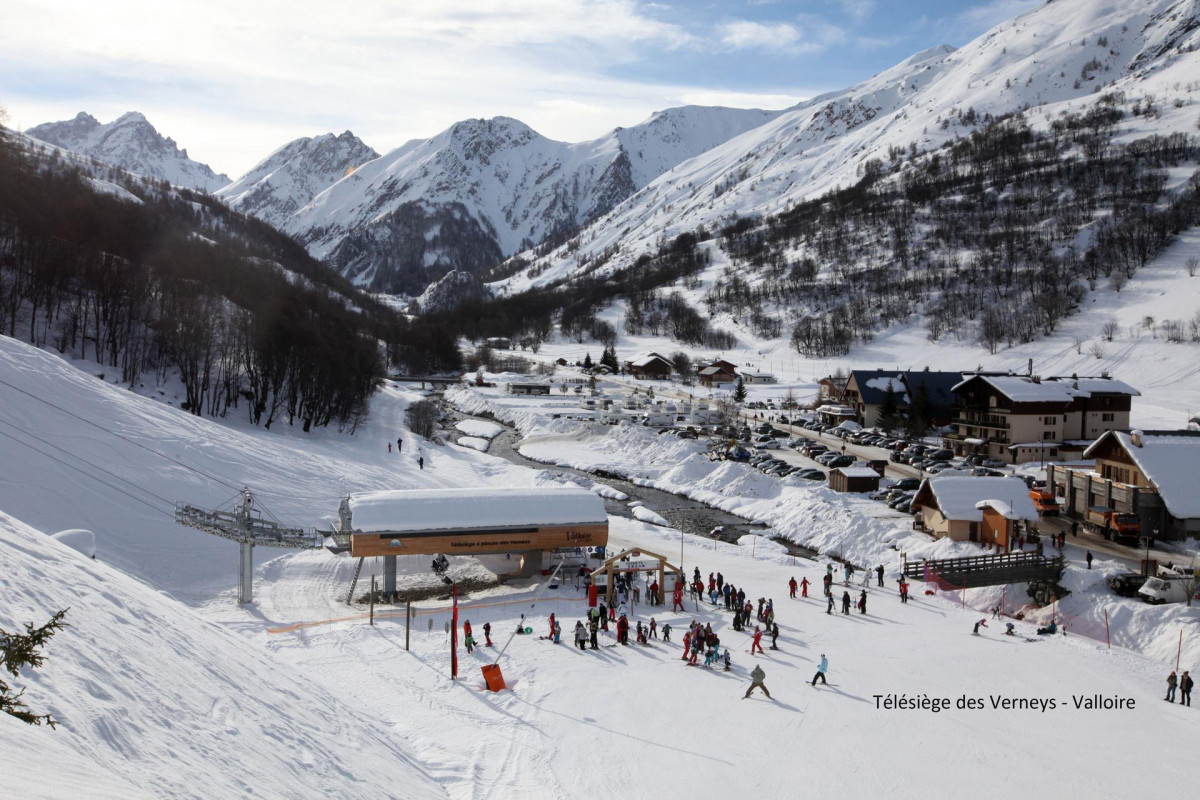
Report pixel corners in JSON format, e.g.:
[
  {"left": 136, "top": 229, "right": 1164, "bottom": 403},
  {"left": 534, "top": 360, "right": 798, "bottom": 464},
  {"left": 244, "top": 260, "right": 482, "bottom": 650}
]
[{"left": 481, "top": 664, "right": 507, "bottom": 692}]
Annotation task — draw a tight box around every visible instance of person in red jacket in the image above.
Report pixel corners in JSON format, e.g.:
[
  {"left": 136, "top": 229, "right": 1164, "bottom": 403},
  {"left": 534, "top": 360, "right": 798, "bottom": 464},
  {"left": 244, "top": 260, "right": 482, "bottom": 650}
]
[
  {"left": 751, "top": 626, "right": 765, "bottom": 655},
  {"left": 788, "top": 577, "right": 798, "bottom": 599},
  {"left": 800, "top": 577, "right": 810, "bottom": 598},
  {"left": 673, "top": 586, "right": 685, "bottom": 612},
  {"left": 681, "top": 630, "right": 692, "bottom": 660},
  {"left": 549, "top": 613, "right": 556, "bottom": 640},
  {"left": 463, "top": 620, "right": 473, "bottom": 645}
]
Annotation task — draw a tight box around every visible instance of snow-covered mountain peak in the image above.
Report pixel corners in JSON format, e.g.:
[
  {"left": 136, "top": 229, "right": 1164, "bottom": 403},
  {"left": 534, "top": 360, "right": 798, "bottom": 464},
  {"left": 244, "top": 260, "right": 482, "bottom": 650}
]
[{"left": 26, "top": 110, "right": 230, "bottom": 192}]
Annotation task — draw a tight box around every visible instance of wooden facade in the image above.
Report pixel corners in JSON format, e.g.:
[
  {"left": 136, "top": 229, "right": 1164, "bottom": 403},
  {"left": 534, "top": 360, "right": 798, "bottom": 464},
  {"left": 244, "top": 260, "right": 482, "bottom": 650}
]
[{"left": 350, "top": 523, "right": 608, "bottom": 558}]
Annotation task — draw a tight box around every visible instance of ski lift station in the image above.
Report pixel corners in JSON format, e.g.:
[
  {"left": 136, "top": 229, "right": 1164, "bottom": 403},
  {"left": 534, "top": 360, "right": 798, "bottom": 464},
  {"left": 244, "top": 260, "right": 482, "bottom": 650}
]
[{"left": 336, "top": 487, "right": 609, "bottom": 593}]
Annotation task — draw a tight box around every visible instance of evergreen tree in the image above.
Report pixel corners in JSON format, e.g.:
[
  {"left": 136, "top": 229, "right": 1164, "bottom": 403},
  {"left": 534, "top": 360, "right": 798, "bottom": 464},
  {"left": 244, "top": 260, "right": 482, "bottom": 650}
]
[
  {"left": 583, "top": 352, "right": 593, "bottom": 370},
  {"left": 878, "top": 383, "right": 899, "bottom": 432},
  {"left": 907, "top": 382, "right": 933, "bottom": 438},
  {"left": 2, "top": 609, "right": 68, "bottom": 728},
  {"left": 733, "top": 377, "right": 747, "bottom": 404}
]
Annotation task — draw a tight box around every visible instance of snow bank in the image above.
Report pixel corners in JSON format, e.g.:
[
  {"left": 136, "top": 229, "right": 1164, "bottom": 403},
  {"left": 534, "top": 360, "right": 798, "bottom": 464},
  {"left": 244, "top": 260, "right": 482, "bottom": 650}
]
[
  {"left": 0, "top": 512, "right": 446, "bottom": 799},
  {"left": 454, "top": 419, "right": 504, "bottom": 439},
  {"left": 455, "top": 435, "right": 490, "bottom": 452},
  {"left": 628, "top": 502, "right": 670, "bottom": 527}
]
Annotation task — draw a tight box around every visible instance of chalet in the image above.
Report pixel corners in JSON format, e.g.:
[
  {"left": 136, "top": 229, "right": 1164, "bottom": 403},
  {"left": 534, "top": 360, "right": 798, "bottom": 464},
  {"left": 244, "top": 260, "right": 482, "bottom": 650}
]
[
  {"left": 740, "top": 370, "right": 777, "bottom": 385},
  {"left": 624, "top": 352, "right": 674, "bottom": 379},
  {"left": 1047, "top": 429, "right": 1200, "bottom": 540},
  {"left": 555, "top": 358, "right": 569, "bottom": 367},
  {"left": 842, "top": 370, "right": 907, "bottom": 428},
  {"left": 829, "top": 466, "right": 882, "bottom": 493},
  {"left": 817, "top": 374, "right": 849, "bottom": 402},
  {"left": 945, "top": 374, "right": 1138, "bottom": 464},
  {"left": 484, "top": 337, "right": 511, "bottom": 350},
  {"left": 698, "top": 365, "right": 738, "bottom": 387},
  {"left": 911, "top": 476, "right": 1038, "bottom": 550},
  {"left": 701, "top": 359, "right": 739, "bottom": 374}
]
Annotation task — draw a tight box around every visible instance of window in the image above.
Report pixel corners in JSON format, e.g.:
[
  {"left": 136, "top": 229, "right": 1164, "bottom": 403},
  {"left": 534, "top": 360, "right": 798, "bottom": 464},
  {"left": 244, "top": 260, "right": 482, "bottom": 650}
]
[
  {"left": 1042, "top": 416, "right": 1057, "bottom": 425},
  {"left": 1102, "top": 412, "right": 1114, "bottom": 422},
  {"left": 1043, "top": 431, "right": 1055, "bottom": 440}
]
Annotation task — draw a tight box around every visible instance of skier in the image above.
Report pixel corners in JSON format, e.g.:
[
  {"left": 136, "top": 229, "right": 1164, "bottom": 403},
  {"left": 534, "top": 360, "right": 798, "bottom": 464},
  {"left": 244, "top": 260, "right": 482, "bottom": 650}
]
[
  {"left": 788, "top": 577, "right": 798, "bottom": 599},
  {"left": 857, "top": 590, "right": 867, "bottom": 615},
  {"left": 397, "top": 437, "right": 402, "bottom": 453},
  {"left": 876, "top": 565, "right": 885, "bottom": 587},
  {"left": 843, "top": 563, "right": 852, "bottom": 584},
  {"left": 1004, "top": 622, "right": 1016, "bottom": 636},
  {"left": 661, "top": 623, "right": 672, "bottom": 643},
  {"left": 464, "top": 631, "right": 476, "bottom": 653},
  {"left": 811, "top": 654, "right": 828, "bottom": 686},
  {"left": 482, "top": 622, "right": 493, "bottom": 647},
  {"left": 826, "top": 593, "right": 834, "bottom": 615},
  {"left": 682, "top": 630, "right": 692, "bottom": 660},
  {"left": 898, "top": 578, "right": 909, "bottom": 604},
  {"left": 841, "top": 590, "right": 851, "bottom": 615},
  {"left": 649, "top": 617, "right": 658, "bottom": 639},
  {"left": 553, "top": 620, "right": 562, "bottom": 644},
  {"left": 1086, "top": 550, "right": 1093, "bottom": 570},
  {"left": 973, "top": 619, "right": 987, "bottom": 635},
  {"left": 673, "top": 586, "right": 685, "bottom": 612},
  {"left": 1180, "top": 671, "right": 1193, "bottom": 707},
  {"left": 1036, "top": 620, "right": 1058, "bottom": 635},
  {"left": 589, "top": 617, "right": 599, "bottom": 649},
  {"left": 463, "top": 619, "right": 473, "bottom": 644},
  {"left": 548, "top": 613, "right": 556, "bottom": 640},
  {"left": 387, "top": 442, "right": 392, "bottom": 453},
  {"left": 716, "top": 572, "right": 724, "bottom": 593},
  {"left": 769, "top": 622, "right": 780, "bottom": 650},
  {"left": 800, "top": 577, "right": 810, "bottom": 598},
  {"left": 418, "top": 456, "right": 424, "bottom": 470},
  {"left": 574, "top": 621, "right": 588, "bottom": 650},
  {"left": 1166, "top": 671, "right": 1178, "bottom": 703},
  {"left": 617, "top": 615, "right": 629, "bottom": 645},
  {"left": 822, "top": 573, "right": 833, "bottom": 595},
  {"left": 743, "top": 664, "right": 771, "bottom": 699},
  {"left": 751, "top": 625, "right": 765, "bottom": 655},
  {"left": 723, "top": 651, "right": 731, "bottom": 672}
]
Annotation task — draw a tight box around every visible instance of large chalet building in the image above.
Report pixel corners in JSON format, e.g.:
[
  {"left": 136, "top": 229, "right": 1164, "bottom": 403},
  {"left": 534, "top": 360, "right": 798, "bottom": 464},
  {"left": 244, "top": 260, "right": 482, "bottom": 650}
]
[{"left": 946, "top": 374, "right": 1139, "bottom": 464}]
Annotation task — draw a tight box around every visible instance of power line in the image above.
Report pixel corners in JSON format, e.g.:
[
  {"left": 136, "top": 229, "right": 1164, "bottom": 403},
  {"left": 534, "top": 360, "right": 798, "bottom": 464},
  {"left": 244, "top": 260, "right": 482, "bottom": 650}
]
[
  {"left": 0, "top": 376, "right": 241, "bottom": 491},
  {"left": 0, "top": 427, "right": 174, "bottom": 521}
]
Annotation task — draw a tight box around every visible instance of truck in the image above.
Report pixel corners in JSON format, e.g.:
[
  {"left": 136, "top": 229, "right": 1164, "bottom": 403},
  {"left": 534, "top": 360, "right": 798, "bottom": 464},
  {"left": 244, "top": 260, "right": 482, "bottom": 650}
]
[
  {"left": 1084, "top": 506, "right": 1141, "bottom": 545},
  {"left": 1029, "top": 489, "right": 1059, "bottom": 516},
  {"left": 1137, "top": 575, "right": 1197, "bottom": 605}
]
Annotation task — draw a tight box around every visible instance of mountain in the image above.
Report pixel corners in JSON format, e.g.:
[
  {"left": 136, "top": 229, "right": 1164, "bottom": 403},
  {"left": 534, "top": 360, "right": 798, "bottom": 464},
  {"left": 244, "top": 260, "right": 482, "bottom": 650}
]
[
  {"left": 500, "top": 0, "right": 1200, "bottom": 292},
  {"left": 25, "top": 111, "right": 230, "bottom": 192},
  {"left": 240, "top": 107, "right": 779, "bottom": 295},
  {"left": 215, "top": 131, "right": 379, "bottom": 230}
]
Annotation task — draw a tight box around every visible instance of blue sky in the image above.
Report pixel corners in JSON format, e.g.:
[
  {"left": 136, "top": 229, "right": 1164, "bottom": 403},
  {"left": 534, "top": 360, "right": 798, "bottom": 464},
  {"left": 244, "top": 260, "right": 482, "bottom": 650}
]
[{"left": 1, "top": 0, "right": 1039, "bottom": 177}]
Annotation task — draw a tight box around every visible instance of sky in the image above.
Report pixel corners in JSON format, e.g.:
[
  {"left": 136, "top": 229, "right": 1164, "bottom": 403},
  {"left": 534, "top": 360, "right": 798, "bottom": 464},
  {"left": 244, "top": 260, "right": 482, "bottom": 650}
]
[{"left": 1, "top": 0, "right": 1040, "bottom": 178}]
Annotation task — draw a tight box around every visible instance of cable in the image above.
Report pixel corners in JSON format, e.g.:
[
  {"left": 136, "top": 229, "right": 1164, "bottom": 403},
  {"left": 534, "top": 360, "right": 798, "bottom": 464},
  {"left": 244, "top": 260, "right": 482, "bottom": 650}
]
[
  {"left": 0, "top": 376, "right": 242, "bottom": 491},
  {"left": 0, "top": 427, "right": 174, "bottom": 521},
  {"left": 0, "top": 417, "right": 177, "bottom": 507}
]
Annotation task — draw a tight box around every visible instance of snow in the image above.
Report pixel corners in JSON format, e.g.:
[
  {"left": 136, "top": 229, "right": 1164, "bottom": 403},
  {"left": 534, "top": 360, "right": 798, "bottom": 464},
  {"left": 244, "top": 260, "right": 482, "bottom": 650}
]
[
  {"left": 922, "top": 477, "right": 1038, "bottom": 522},
  {"left": 454, "top": 435, "right": 490, "bottom": 452},
  {"left": 346, "top": 487, "right": 607, "bottom": 533},
  {"left": 50, "top": 528, "right": 95, "bottom": 558},
  {"left": 833, "top": 466, "right": 884, "bottom": 479},
  {"left": 454, "top": 419, "right": 504, "bottom": 439},
  {"left": 628, "top": 503, "right": 670, "bottom": 527}
]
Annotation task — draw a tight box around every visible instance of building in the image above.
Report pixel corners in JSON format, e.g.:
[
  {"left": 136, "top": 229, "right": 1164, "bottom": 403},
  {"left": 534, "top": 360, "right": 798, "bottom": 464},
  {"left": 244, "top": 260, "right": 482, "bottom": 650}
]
[
  {"left": 507, "top": 382, "right": 552, "bottom": 395},
  {"left": 624, "top": 352, "right": 674, "bottom": 379},
  {"left": 946, "top": 374, "right": 1138, "bottom": 464},
  {"left": 702, "top": 359, "right": 739, "bottom": 374},
  {"left": 842, "top": 370, "right": 908, "bottom": 427},
  {"left": 818, "top": 373, "right": 849, "bottom": 402},
  {"left": 740, "top": 370, "right": 777, "bottom": 385},
  {"left": 698, "top": 365, "right": 737, "bottom": 387},
  {"left": 911, "top": 476, "right": 1038, "bottom": 549},
  {"left": 829, "top": 466, "right": 882, "bottom": 493},
  {"left": 340, "top": 488, "right": 609, "bottom": 584},
  {"left": 1048, "top": 429, "right": 1200, "bottom": 540},
  {"left": 484, "top": 337, "right": 511, "bottom": 350},
  {"left": 900, "top": 370, "right": 964, "bottom": 427}
]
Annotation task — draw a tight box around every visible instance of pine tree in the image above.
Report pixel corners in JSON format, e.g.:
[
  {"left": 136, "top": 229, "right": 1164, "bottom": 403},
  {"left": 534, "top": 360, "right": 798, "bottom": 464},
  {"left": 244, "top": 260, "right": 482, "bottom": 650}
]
[
  {"left": 583, "top": 352, "right": 593, "bottom": 370},
  {"left": 879, "top": 383, "right": 899, "bottom": 432},
  {"left": 733, "top": 377, "right": 747, "bottom": 404},
  {"left": 1, "top": 609, "right": 68, "bottom": 728}
]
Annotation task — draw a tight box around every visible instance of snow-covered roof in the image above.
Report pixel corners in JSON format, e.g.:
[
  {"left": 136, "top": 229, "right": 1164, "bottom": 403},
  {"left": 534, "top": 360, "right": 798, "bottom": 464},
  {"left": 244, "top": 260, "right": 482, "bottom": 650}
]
[
  {"left": 919, "top": 477, "right": 1037, "bottom": 522},
  {"left": 816, "top": 404, "right": 856, "bottom": 415},
  {"left": 1083, "top": 431, "right": 1200, "bottom": 519},
  {"left": 863, "top": 376, "right": 908, "bottom": 403},
  {"left": 741, "top": 371, "right": 776, "bottom": 378},
  {"left": 974, "top": 499, "right": 1036, "bottom": 521},
  {"left": 952, "top": 374, "right": 1139, "bottom": 403},
  {"left": 833, "top": 466, "right": 882, "bottom": 479},
  {"left": 627, "top": 351, "right": 673, "bottom": 368},
  {"left": 347, "top": 488, "right": 607, "bottom": 533}
]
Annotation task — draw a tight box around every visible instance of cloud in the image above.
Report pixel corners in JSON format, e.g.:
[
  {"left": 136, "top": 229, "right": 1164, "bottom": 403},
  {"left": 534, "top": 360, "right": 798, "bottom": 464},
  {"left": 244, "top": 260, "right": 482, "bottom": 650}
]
[
  {"left": 717, "top": 16, "right": 846, "bottom": 55},
  {"left": 957, "top": 0, "right": 1041, "bottom": 32},
  {"left": 839, "top": 0, "right": 876, "bottom": 23}
]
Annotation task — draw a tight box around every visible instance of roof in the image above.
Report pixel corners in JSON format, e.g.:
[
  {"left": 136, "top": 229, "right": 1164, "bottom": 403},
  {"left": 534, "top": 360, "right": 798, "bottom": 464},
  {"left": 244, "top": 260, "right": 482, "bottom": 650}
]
[
  {"left": 952, "top": 374, "right": 1139, "bottom": 403},
  {"left": 849, "top": 370, "right": 907, "bottom": 405},
  {"left": 699, "top": 366, "right": 735, "bottom": 376},
  {"left": 901, "top": 371, "right": 964, "bottom": 412},
  {"left": 833, "top": 466, "right": 882, "bottom": 479},
  {"left": 347, "top": 488, "right": 607, "bottom": 533},
  {"left": 627, "top": 351, "right": 673, "bottom": 369},
  {"left": 741, "top": 371, "right": 776, "bottom": 378},
  {"left": 816, "top": 404, "right": 856, "bottom": 415},
  {"left": 1083, "top": 430, "right": 1200, "bottom": 519},
  {"left": 974, "top": 499, "right": 1033, "bottom": 521},
  {"left": 916, "top": 477, "right": 1037, "bottom": 522}
]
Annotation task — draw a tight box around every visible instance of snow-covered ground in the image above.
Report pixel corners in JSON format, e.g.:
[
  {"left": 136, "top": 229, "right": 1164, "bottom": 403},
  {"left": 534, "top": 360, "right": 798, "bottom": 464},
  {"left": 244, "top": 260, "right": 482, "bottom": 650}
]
[{"left": 3, "top": 332, "right": 1197, "bottom": 797}]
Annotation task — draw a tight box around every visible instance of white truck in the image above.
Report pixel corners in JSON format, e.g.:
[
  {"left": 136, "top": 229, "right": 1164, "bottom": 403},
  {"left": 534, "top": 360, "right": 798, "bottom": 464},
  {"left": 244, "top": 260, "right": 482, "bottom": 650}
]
[{"left": 1138, "top": 574, "right": 1198, "bottom": 605}]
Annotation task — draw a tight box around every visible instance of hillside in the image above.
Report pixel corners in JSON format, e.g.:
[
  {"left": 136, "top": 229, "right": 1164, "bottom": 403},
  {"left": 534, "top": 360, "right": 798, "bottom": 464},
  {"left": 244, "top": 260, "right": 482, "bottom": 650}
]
[
  {"left": 253, "top": 106, "right": 779, "bottom": 295},
  {"left": 26, "top": 111, "right": 230, "bottom": 192}
]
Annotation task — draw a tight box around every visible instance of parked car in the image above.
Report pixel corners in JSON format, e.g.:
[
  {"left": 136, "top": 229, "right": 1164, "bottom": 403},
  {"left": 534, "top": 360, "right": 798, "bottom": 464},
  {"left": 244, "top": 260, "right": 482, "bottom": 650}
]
[
  {"left": 891, "top": 478, "right": 921, "bottom": 492},
  {"left": 888, "top": 492, "right": 915, "bottom": 509},
  {"left": 816, "top": 452, "right": 841, "bottom": 466},
  {"left": 971, "top": 468, "right": 1006, "bottom": 477},
  {"left": 793, "top": 468, "right": 826, "bottom": 481},
  {"left": 982, "top": 458, "right": 1007, "bottom": 468},
  {"left": 827, "top": 455, "right": 856, "bottom": 469},
  {"left": 787, "top": 437, "right": 807, "bottom": 448},
  {"left": 1109, "top": 573, "right": 1150, "bottom": 598},
  {"left": 754, "top": 439, "right": 781, "bottom": 450}
]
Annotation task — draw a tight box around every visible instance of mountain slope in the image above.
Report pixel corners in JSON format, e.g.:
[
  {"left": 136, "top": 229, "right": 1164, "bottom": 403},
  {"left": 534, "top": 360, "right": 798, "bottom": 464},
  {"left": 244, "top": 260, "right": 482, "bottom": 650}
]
[
  {"left": 257, "top": 107, "right": 779, "bottom": 295},
  {"left": 26, "top": 111, "right": 230, "bottom": 192},
  {"left": 502, "top": 0, "right": 1200, "bottom": 292},
  {"left": 215, "top": 131, "right": 379, "bottom": 230}
]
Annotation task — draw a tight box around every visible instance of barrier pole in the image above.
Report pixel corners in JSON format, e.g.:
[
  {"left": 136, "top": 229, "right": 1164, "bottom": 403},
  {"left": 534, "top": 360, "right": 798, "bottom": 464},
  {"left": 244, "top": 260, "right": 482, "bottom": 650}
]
[
  {"left": 406, "top": 597, "right": 411, "bottom": 651},
  {"left": 370, "top": 575, "right": 376, "bottom": 627},
  {"left": 1178, "top": 629, "right": 1183, "bottom": 672},
  {"left": 1104, "top": 608, "right": 1110, "bottom": 650}
]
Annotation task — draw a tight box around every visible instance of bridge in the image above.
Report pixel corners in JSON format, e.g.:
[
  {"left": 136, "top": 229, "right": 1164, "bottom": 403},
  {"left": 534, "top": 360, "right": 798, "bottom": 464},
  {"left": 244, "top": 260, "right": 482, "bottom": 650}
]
[
  {"left": 388, "top": 375, "right": 463, "bottom": 389},
  {"left": 904, "top": 551, "right": 1064, "bottom": 589}
]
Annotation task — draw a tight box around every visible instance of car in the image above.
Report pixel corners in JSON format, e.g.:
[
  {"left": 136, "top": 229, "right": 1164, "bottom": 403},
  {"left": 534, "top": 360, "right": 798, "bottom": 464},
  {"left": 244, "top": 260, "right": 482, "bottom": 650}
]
[
  {"left": 816, "top": 452, "right": 840, "bottom": 465},
  {"left": 971, "top": 468, "right": 1006, "bottom": 477},
  {"left": 1109, "top": 573, "right": 1150, "bottom": 598},
  {"left": 827, "top": 455, "right": 856, "bottom": 469},
  {"left": 888, "top": 492, "right": 915, "bottom": 509},
  {"left": 754, "top": 439, "right": 781, "bottom": 450},
  {"left": 792, "top": 468, "right": 826, "bottom": 481},
  {"left": 982, "top": 458, "right": 1007, "bottom": 468},
  {"left": 926, "top": 463, "right": 954, "bottom": 475},
  {"left": 749, "top": 453, "right": 773, "bottom": 465},
  {"left": 787, "top": 437, "right": 806, "bottom": 448},
  {"left": 869, "top": 489, "right": 892, "bottom": 502},
  {"left": 894, "top": 500, "right": 913, "bottom": 513},
  {"left": 891, "top": 478, "right": 921, "bottom": 492},
  {"left": 804, "top": 446, "right": 829, "bottom": 459}
]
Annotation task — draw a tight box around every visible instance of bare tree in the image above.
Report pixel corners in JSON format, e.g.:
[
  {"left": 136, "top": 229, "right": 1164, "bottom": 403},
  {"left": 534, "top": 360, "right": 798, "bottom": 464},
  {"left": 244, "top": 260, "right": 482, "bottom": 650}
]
[
  {"left": 1186, "top": 256, "right": 1198, "bottom": 277},
  {"left": 1089, "top": 340, "right": 1105, "bottom": 359},
  {"left": 1101, "top": 320, "right": 1119, "bottom": 341},
  {"left": 1108, "top": 270, "right": 1128, "bottom": 292},
  {"left": 405, "top": 399, "right": 439, "bottom": 439}
]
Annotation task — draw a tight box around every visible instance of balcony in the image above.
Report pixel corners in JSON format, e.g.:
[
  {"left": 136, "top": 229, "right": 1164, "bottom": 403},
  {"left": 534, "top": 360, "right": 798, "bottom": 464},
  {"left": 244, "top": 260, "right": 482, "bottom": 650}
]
[{"left": 952, "top": 417, "right": 1010, "bottom": 430}]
